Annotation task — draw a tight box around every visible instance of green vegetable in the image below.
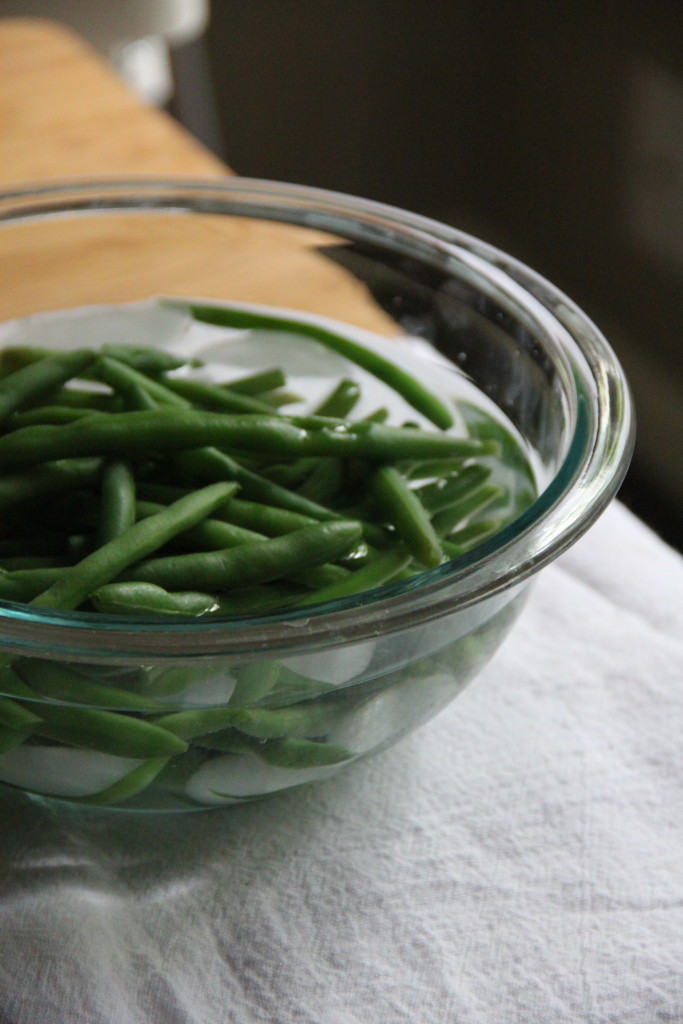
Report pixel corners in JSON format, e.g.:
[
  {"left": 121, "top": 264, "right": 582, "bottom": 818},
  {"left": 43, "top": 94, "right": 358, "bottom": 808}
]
[{"left": 30, "top": 482, "right": 237, "bottom": 610}]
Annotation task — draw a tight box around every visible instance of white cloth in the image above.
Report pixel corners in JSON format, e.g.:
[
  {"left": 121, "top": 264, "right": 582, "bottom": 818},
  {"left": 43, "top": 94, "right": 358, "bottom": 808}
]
[{"left": 0, "top": 502, "right": 682, "bottom": 1024}]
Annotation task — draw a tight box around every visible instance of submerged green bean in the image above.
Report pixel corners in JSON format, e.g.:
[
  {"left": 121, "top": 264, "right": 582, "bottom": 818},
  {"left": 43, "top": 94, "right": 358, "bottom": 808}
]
[
  {"left": 31, "top": 703, "right": 188, "bottom": 758},
  {"left": 121, "top": 520, "right": 362, "bottom": 592},
  {"left": 90, "top": 582, "right": 220, "bottom": 618},
  {"left": 31, "top": 481, "right": 237, "bottom": 610},
  {"left": 72, "top": 757, "right": 170, "bottom": 806},
  {"left": 372, "top": 465, "right": 444, "bottom": 568}
]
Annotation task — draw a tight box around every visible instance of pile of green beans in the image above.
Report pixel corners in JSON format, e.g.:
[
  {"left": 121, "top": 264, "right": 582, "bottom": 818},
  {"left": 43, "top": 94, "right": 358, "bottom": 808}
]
[{"left": 0, "top": 301, "right": 536, "bottom": 807}]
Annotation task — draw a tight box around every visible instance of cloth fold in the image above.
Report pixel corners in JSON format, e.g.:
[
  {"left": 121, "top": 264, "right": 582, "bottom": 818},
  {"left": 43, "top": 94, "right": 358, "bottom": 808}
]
[{"left": 0, "top": 502, "right": 681, "bottom": 1024}]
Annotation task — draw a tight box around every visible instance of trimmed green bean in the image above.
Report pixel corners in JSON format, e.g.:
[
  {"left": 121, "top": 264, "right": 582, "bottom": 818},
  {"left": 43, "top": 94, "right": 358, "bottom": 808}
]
[
  {"left": 92, "top": 356, "right": 189, "bottom": 409},
  {"left": 228, "top": 703, "right": 340, "bottom": 739},
  {"left": 431, "top": 483, "right": 503, "bottom": 537},
  {"left": 229, "top": 661, "right": 282, "bottom": 706},
  {"left": 297, "top": 458, "right": 346, "bottom": 505},
  {"left": 30, "top": 481, "right": 237, "bottom": 610},
  {"left": 0, "top": 458, "right": 102, "bottom": 514},
  {"left": 442, "top": 519, "right": 501, "bottom": 555},
  {"left": 138, "top": 483, "right": 320, "bottom": 538},
  {"left": 313, "top": 378, "right": 361, "bottom": 418},
  {"left": 182, "top": 302, "right": 455, "bottom": 429},
  {"left": 295, "top": 546, "right": 413, "bottom": 606},
  {"left": 100, "top": 344, "right": 192, "bottom": 374},
  {"left": 13, "top": 658, "right": 165, "bottom": 710},
  {"left": 414, "top": 463, "right": 492, "bottom": 513},
  {"left": 0, "top": 348, "right": 95, "bottom": 426},
  {"left": 11, "top": 405, "right": 103, "bottom": 426},
  {"left": 0, "top": 567, "right": 65, "bottom": 603},
  {"left": 193, "top": 729, "right": 352, "bottom": 767},
  {"left": 71, "top": 757, "right": 170, "bottom": 806},
  {"left": 135, "top": 499, "right": 265, "bottom": 549},
  {"left": 90, "top": 582, "right": 221, "bottom": 618},
  {"left": 372, "top": 466, "right": 444, "bottom": 568},
  {"left": 154, "top": 706, "right": 239, "bottom": 740},
  {"left": 163, "top": 377, "right": 278, "bottom": 415},
  {"left": 135, "top": 500, "right": 352, "bottom": 593},
  {"left": 0, "top": 694, "right": 42, "bottom": 730},
  {"left": 121, "top": 520, "right": 362, "bottom": 592},
  {"left": 31, "top": 704, "right": 188, "bottom": 758},
  {"left": 222, "top": 367, "right": 286, "bottom": 395},
  {"left": 97, "top": 460, "right": 136, "bottom": 546},
  {"left": 0, "top": 724, "right": 29, "bottom": 755}
]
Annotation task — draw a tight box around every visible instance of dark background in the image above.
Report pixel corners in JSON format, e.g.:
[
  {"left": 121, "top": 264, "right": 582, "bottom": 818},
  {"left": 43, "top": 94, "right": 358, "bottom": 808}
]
[{"left": 173, "top": 0, "right": 683, "bottom": 551}]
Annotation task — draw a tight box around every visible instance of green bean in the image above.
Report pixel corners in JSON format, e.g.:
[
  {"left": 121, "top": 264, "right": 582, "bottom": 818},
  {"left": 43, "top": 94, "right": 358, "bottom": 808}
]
[
  {"left": 0, "top": 457, "right": 102, "bottom": 514},
  {"left": 0, "top": 567, "right": 64, "bottom": 602},
  {"left": 182, "top": 302, "right": 455, "bottom": 429},
  {"left": 31, "top": 704, "right": 188, "bottom": 758},
  {"left": 372, "top": 466, "right": 444, "bottom": 567},
  {"left": 362, "top": 407, "right": 390, "bottom": 424},
  {"left": 135, "top": 499, "right": 265, "bottom": 549},
  {"left": 11, "top": 405, "right": 103, "bottom": 426},
  {"left": 401, "top": 457, "right": 480, "bottom": 481},
  {"left": 268, "top": 666, "right": 336, "bottom": 704},
  {"left": 154, "top": 706, "right": 239, "bottom": 740},
  {"left": 140, "top": 663, "right": 223, "bottom": 698},
  {"left": 208, "top": 584, "right": 305, "bottom": 615},
  {"left": 121, "top": 520, "right": 362, "bottom": 592},
  {"left": 92, "top": 356, "right": 189, "bottom": 409},
  {"left": 0, "top": 694, "right": 42, "bottom": 730},
  {"left": 163, "top": 378, "right": 278, "bottom": 415},
  {"left": 0, "top": 666, "right": 38, "bottom": 700},
  {"left": 193, "top": 730, "right": 352, "bottom": 767},
  {"left": 297, "top": 458, "right": 346, "bottom": 505},
  {"left": 13, "top": 658, "right": 165, "bottom": 710},
  {"left": 30, "top": 481, "right": 237, "bottom": 610},
  {"left": 139, "top": 484, "right": 320, "bottom": 538},
  {"left": 295, "top": 546, "right": 413, "bottom": 606},
  {"left": 39, "top": 387, "right": 119, "bottom": 411},
  {"left": 0, "top": 724, "right": 29, "bottom": 755},
  {"left": 431, "top": 483, "right": 503, "bottom": 537},
  {"left": 228, "top": 703, "right": 340, "bottom": 739},
  {"left": 313, "top": 378, "right": 361, "bottom": 418},
  {"left": 0, "top": 348, "right": 95, "bottom": 426},
  {"left": 71, "top": 757, "right": 170, "bottom": 806},
  {"left": 0, "top": 346, "right": 54, "bottom": 372},
  {"left": 171, "top": 447, "right": 341, "bottom": 523},
  {"left": 222, "top": 368, "right": 286, "bottom": 395},
  {"left": 257, "top": 389, "right": 303, "bottom": 409},
  {"left": 249, "top": 736, "right": 353, "bottom": 768},
  {"left": 0, "top": 556, "right": 69, "bottom": 571},
  {"left": 119, "top": 380, "right": 161, "bottom": 412},
  {"left": 90, "top": 582, "right": 221, "bottom": 618},
  {"left": 261, "top": 457, "right": 320, "bottom": 488},
  {"left": 229, "top": 661, "right": 282, "bottom": 706},
  {"left": 414, "top": 463, "right": 492, "bottom": 513},
  {"left": 135, "top": 500, "right": 352, "bottom": 593},
  {"left": 97, "top": 460, "right": 136, "bottom": 546},
  {"left": 100, "top": 344, "right": 192, "bottom": 374},
  {"left": 459, "top": 400, "right": 536, "bottom": 486},
  {"left": 442, "top": 520, "right": 501, "bottom": 555}
]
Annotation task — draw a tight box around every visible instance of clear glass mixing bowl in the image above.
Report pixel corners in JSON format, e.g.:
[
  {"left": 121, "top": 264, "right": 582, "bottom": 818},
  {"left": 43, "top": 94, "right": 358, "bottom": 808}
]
[{"left": 0, "top": 179, "right": 634, "bottom": 811}]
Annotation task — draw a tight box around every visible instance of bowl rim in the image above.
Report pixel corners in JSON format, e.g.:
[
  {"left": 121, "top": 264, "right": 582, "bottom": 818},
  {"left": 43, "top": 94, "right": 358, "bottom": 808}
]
[{"left": 0, "top": 176, "right": 635, "bottom": 659}]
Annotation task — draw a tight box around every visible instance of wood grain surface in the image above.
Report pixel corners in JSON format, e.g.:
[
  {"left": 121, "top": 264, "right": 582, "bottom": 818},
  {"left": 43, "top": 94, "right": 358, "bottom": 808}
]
[{"left": 0, "top": 18, "right": 395, "bottom": 333}]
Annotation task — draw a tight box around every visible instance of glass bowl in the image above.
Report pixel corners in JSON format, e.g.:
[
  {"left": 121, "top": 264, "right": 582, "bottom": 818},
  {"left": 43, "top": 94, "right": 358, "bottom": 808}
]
[{"left": 0, "top": 179, "right": 634, "bottom": 811}]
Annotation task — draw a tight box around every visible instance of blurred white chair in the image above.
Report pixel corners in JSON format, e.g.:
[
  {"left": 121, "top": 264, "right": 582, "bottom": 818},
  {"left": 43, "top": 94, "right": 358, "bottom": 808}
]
[{"left": 1, "top": 0, "right": 210, "bottom": 106}]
